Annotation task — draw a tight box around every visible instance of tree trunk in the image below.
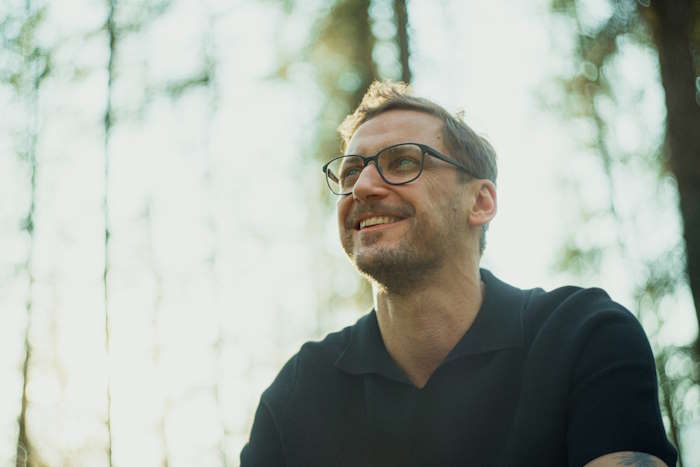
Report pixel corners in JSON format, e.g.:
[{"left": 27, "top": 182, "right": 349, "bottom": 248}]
[
  {"left": 350, "top": 0, "right": 379, "bottom": 106},
  {"left": 16, "top": 2, "right": 41, "bottom": 464},
  {"left": 657, "top": 351, "right": 684, "bottom": 466},
  {"left": 103, "top": 1, "right": 116, "bottom": 465},
  {"left": 16, "top": 340, "right": 32, "bottom": 467},
  {"left": 393, "top": 0, "right": 411, "bottom": 83},
  {"left": 646, "top": 0, "right": 700, "bottom": 360}
]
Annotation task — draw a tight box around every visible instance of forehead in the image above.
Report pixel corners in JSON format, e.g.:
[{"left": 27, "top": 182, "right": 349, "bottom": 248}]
[{"left": 345, "top": 110, "right": 445, "bottom": 155}]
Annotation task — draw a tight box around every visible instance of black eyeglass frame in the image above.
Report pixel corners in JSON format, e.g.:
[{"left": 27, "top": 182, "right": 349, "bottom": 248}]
[{"left": 321, "top": 142, "right": 475, "bottom": 195}]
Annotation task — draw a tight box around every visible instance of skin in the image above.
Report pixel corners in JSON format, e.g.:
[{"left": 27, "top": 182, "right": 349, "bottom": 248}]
[
  {"left": 336, "top": 110, "right": 669, "bottom": 466},
  {"left": 337, "top": 109, "right": 496, "bottom": 389},
  {"left": 584, "top": 452, "right": 667, "bottom": 467}
]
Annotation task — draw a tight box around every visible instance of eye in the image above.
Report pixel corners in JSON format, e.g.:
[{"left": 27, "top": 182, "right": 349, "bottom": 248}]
[
  {"left": 340, "top": 166, "right": 362, "bottom": 179},
  {"left": 397, "top": 158, "right": 417, "bottom": 169},
  {"left": 386, "top": 155, "right": 420, "bottom": 172},
  {"left": 379, "top": 144, "right": 423, "bottom": 176}
]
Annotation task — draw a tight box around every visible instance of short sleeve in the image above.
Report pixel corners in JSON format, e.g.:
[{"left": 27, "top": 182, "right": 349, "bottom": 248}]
[
  {"left": 239, "top": 399, "right": 286, "bottom": 467},
  {"left": 567, "top": 310, "right": 677, "bottom": 467}
]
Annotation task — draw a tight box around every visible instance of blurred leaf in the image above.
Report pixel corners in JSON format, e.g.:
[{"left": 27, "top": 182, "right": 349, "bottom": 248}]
[
  {"left": 555, "top": 239, "right": 604, "bottom": 275},
  {"left": 634, "top": 252, "right": 683, "bottom": 305},
  {"left": 549, "top": 0, "right": 700, "bottom": 460},
  {"left": 19, "top": 214, "right": 33, "bottom": 234},
  {"left": 163, "top": 70, "right": 211, "bottom": 98},
  {"left": 116, "top": 0, "right": 172, "bottom": 35}
]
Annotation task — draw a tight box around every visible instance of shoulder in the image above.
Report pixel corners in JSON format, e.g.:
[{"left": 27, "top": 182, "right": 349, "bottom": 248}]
[
  {"left": 503, "top": 284, "right": 676, "bottom": 465},
  {"left": 480, "top": 269, "right": 635, "bottom": 342},
  {"left": 517, "top": 284, "right": 656, "bottom": 399},
  {"left": 525, "top": 285, "right": 630, "bottom": 323},
  {"left": 522, "top": 285, "right": 644, "bottom": 350},
  {"left": 261, "top": 315, "right": 358, "bottom": 407}
]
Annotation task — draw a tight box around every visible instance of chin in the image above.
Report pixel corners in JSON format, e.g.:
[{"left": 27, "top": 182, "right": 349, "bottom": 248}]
[{"left": 352, "top": 247, "right": 441, "bottom": 295}]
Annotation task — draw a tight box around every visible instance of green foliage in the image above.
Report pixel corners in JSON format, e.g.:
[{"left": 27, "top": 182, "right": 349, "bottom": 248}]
[
  {"left": 0, "top": 4, "right": 51, "bottom": 93},
  {"left": 308, "top": 0, "right": 378, "bottom": 161},
  {"left": 163, "top": 70, "right": 211, "bottom": 98},
  {"left": 114, "top": 0, "right": 173, "bottom": 35},
  {"left": 270, "top": 0, "right": 411, "bottom": 167},
  {"left": 301, "top": 0, "right": 379, "bottom": 316},
  {"left": 556, "top": 239, "right": 604, "bottom": 276},
  {"left": 550, "top": 0, "right": 576, "bottom": 15},
  {"left": 19, "top": 214, "right": 34, "bottom": 235},
  {"left": 548, "top": 0, "right": 670, "bottom": 282},
  {"left": 635, "top": 252, "right": 682, "bottom": 306},
  {"left": 265, "top": 0, "right": 413, "bottom": 323},
  {"left": 549, "top": 0, "right": 700, "bottom": 461}
]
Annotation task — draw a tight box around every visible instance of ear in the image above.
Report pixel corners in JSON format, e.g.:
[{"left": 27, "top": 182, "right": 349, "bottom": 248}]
[{"left": 467, "top": 180, "right": 497, "bottom": 227}]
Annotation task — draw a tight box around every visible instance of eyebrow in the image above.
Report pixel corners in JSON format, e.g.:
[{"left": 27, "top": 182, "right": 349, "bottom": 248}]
[{"left": 345, "top": 141, "right": 409, "bottom": 156}]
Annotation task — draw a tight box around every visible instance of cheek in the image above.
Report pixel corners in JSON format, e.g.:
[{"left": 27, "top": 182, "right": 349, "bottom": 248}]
[
  {"left": 336, "top": 197, "right": 352, "bottom": 230},
  {"left": 420, "top": 181, "right": 465, "bottom": 227},
  {"left": 419, "top": 178, "right": 447, "bottom": 212}
]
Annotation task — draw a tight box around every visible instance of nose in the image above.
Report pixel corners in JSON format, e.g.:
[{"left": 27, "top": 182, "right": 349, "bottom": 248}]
[{"left": 352, "top": 162, "right": 390, "bottom": 201}]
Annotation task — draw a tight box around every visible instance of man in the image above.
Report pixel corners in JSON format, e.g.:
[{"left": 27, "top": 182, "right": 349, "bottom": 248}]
[{"left": 240, "top": 81, "right": 678, "bottom": 466}]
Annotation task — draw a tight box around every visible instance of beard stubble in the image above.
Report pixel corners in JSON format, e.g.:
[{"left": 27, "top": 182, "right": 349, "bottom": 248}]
[{"left": 342, "top": 197, "right": 463, "bottom": 296}]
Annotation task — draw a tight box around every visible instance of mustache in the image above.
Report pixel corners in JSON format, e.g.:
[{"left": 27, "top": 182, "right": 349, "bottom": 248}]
[{"left": 345, "top": 202, "right": 414, "bottom": 229}]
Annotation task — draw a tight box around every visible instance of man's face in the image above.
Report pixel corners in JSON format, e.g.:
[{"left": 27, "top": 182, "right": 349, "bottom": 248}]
[{"left": 337, "top": 110, "right": 471, "bottom": 291}]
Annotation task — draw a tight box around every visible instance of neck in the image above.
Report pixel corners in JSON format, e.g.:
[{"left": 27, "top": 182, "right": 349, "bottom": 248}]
[{"left": 373, "top": 261, "right": 484, "bottom": 389}]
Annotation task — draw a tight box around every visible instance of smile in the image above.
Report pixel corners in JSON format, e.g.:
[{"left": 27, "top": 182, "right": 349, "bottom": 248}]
[{"left": 358, "top": 216, "right": 402, "bottom": 230}]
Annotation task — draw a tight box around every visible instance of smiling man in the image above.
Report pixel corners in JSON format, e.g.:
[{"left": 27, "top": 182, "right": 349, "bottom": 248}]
[{"left": 240, "top": 82, "right": 677, "bottom": 466}]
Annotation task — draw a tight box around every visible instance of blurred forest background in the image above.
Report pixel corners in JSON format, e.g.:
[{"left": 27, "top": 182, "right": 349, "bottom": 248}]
[{"left": 1, "top": 0, "right": 699, "bottom": 465}]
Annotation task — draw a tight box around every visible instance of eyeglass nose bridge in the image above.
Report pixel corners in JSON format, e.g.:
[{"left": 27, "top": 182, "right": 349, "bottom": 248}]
[
  {"left": 361, "top": 154, "right": 381, "bottom": 171},
  {"left": 354, "top": 154, "right": 388, "bottom": 186}
]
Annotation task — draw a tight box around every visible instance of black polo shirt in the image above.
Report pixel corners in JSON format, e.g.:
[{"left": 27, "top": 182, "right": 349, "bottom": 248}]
[{"left": 240, "top": 269, "right": 677, "bottom": 466}]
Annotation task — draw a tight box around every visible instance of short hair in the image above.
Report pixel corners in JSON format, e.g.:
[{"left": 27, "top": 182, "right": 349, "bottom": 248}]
[
  {"left": 338, "top": 80, "right": 498, "bottom": 255},
  {"left": 338, "top": 81, "right": 498, "bottom": 183}
]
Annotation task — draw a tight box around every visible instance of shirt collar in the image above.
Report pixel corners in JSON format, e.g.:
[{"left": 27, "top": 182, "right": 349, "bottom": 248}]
[{"left": 334, "top": 268, "right": 527, "bottom": 380}]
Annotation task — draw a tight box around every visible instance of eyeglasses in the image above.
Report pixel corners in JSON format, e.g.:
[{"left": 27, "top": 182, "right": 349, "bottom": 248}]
[{"left": 321, "top": 143, "right": 473, "bottom": 195}]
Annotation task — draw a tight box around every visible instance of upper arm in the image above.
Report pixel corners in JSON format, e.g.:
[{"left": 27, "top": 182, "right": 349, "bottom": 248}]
[
  {"left": 240, "top": 400, "right": 286, "bottom": 467},
  {"left": 584, "top": 451, "right": 668, "bottom": 467},
  {"left": 565, "top": 306, "right": 677, "bottom": 466}
]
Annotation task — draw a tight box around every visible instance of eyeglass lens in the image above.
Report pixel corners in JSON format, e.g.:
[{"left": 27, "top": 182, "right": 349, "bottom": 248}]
[{"left": 326, "top": 144, "right": 423, "bottom": 194}]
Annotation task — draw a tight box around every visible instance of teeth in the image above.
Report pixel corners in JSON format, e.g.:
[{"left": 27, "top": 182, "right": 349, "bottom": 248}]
[{"left": 359, "top": 216, "right": 399, "bottom": 229}]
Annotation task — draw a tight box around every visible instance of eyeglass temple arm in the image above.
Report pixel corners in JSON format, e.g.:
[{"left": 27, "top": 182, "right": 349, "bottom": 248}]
[
  {"left": 425, "top": 148, "right": 472, "bottom": 175},
  {"left": 322, "top": 162, "right": 338, "bottom": 179}
]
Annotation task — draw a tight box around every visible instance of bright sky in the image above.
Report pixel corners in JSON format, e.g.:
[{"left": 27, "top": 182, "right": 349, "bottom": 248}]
[{"left": 0, "top": 0, "right": 697, "bottom": 466}]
